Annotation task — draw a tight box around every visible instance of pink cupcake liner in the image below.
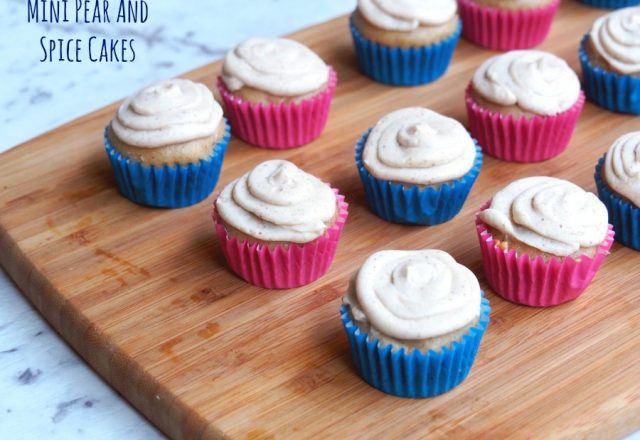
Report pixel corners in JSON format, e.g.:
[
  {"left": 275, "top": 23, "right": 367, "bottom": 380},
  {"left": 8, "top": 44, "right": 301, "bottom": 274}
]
[
  {"left": 212, "top": 189, "right": 348, "bottom": 289},
  {"left": 457, "top": 0, "right": 559, "bottom": 50},
  {"left": 465, "top": 86, "right": 585, "bottom": 163},
  {"left": 217, "top": 67, "right": 337, "bottom": 149},
  {"left": 475, "top": 202, "right": 614, "bottom": 307}
]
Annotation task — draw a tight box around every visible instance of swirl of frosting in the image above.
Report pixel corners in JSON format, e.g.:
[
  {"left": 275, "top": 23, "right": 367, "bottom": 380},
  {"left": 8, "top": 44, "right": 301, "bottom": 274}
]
[
  {"left": 604, "top": 131, "right": 640, "bottom": 207},
  {"left": 354, "top": 250, "right": 480, "bottom": 340},
  {"left": 590, "top": 7, "right": 640, "bottom": 75},
  {"left": 358, "top": 0, "right": 457, "bottom": 31},
  {"left": 362, "top": 107, "right": 476, "bottom": 185},
  {"left": 111, "top": 79, "right": 222, "bottom": 148},
  {"left": 479, "top": 177, "right": 609, "bottom": 257},
  {"left": 221, "top": 37, "right": 329, "bottom": 96},
  {"left": 472, "top": 50, "right": 581, "bottom": 116},
  {"left": 216, "top": 160, "right": 337, "bottom": 243}
]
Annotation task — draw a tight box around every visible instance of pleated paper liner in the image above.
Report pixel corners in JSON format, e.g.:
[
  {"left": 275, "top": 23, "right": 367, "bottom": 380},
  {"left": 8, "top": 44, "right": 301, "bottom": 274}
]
[
  {"left": 105, "top": 122, "right": 230, "bottom": 208},
  {"left": 476, "top": 202, "right": 614, "bottom": 307},
  {"left": 579, "top": 35, "right": 640, "bottom": 115},
  {"left": 349, "top": 16, "right": 461, "bottom": 86},
  {"left": 213, "top": 190, "right": 348, "bottom": 289},
  {"left": 578, "top": 0, "right": 640, "bottom": 8},
  {"left": 355, "top": 129, "right": 483, "bottom": 225},
  {"left": 595, "top": 156, "right": 640, "bottom": 251},
  {"left": 340, "top": 296, "right": 490, "bottom": 398},
  {"left": 217, "top": 68, "right": 337, "bottom": 149},
  {"left": 457, "top": 0, "right": 559, "bottom": 51},
  {"left": 465, "top": 86, "right": 585, "bottom": 163}
]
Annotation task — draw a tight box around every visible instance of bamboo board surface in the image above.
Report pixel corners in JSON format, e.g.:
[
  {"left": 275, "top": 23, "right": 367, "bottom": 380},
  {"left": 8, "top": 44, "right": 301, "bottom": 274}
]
[{"left": 1, "top": 2, "right": 640, "bottom": 439}]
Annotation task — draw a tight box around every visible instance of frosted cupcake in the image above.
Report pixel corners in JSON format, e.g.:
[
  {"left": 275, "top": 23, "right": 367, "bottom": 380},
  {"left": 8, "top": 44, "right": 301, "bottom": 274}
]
[
  {"left": 341, "top": 249, "right": 490, "bottom": 398},
  {"left": 217, "top": 37, "right": 337, "bottom": 149},
  {"left": 105, "top": 79, "right": 229, "bottom": 208},
  {"left": 213, "top": 160, "right": 348, "bottom": 288},
  {"left": 466, "top": 50, "right": 584, "bottom": 162},
  {"left": 476, "top": 176, "right": 614, "bottom": 306},
  {"left": 457, "top": 0, "right": 559, "bottom": 50},
  {"left": 595, "top": 132, "right": 640, "bottom": 250},
  {"left": 350, "top": 0, "right": 462, "bottom": 86},
  {"left": 580, "top": 7, "right": 640, "bottom": 115},
  {"left": 356, "top": 107, "right": 481, "bottom": 225}
]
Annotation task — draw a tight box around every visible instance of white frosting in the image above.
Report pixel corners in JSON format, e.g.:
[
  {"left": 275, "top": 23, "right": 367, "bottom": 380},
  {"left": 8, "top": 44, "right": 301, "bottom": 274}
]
[
  {"left": 479, "top": 177, "right": 609, "bottom": 257},
  {"left": 216, "top": 160, "right": 337, "bottom": 243},
  {"left": 362, "top": 107, "right": 476, "bottom": 185},
  {"left": 111, "top": 79, "right": 222, "bottom": 148},
  {"left": 221, "top": 37, "right": 329, "bottom": 96},
  {"left": 353, "top": 250, "right": 480, "bottom": 340},
  {"left": 590, "top": 7, "right": 640, "bottom": 75},
  {"left": 472, "top": 50, "right": 581, "bottom": 116},
  {"left": 604, "top": 131, "right": 640, "bottom": 207},
  {"left": 358, "top": 0, "right": 457, "bottom": 31}
]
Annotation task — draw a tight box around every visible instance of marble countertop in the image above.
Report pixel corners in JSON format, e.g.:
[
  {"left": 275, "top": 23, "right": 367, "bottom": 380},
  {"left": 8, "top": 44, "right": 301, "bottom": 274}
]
[{"left": 0, "top": 1, "right": 354, "bottom": 438}]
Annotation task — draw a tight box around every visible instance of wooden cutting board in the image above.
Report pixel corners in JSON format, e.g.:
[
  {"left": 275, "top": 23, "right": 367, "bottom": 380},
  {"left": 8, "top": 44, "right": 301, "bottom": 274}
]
[{"left": 1, "top": 3, "right": 639, "bottom": 439}]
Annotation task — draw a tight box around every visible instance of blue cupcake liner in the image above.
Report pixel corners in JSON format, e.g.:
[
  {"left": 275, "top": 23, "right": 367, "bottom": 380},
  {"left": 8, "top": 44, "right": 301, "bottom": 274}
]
[
  {"left": 355, "top": 129, "right": 483, "bottom": 225},
  {"left": 104, "top": 121, "right": 230, "bottom": 208},
  {"left": 578, "top": 0, "right": 639, "bottom": 8},
  {"left": 349, "top": 16, "right": 461, "bottom": 86},
  {"left": 579, "top": 35, "right": 640, "bottom": 115},
  {"left": 340, "top": 295, "right": 490, "bottom": 398},
  {"left": 595, "top": 156, "right": 640, "bottom": 250}
]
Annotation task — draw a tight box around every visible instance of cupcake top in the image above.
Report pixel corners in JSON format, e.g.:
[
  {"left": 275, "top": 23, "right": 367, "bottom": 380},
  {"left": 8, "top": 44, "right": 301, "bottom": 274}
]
[
  {"left": 472, "top": 50, "right": 581, "bottom": 116},
  {"left": 221, "top": 37, "right": 329, "bottom": 97},
  {"left": 604, "top": 131, "right": 640, "bottom": 207},
  {"left": 346, "top": 249, "right": 481, "bottom": 340},
  {"left": 589, "top": 7, "right": 640, "bottom": 76},
  {"left": 111, "top": 79, "right": 223, "bottom": 148},
  {"left": 216, "top": 160, "right": 336, "bottom": 243},
  {"left": 362, "top": 107, "right": 476, "bottom": 185},
  {"left": 479, "top": 176, "right": 609, "bottom": 257},
  {"left": 357, "top": 0, "right": 457, "bottom": 31}
]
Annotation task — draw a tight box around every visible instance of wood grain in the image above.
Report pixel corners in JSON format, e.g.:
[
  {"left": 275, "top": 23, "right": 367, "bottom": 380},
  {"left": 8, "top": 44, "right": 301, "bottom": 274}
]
[{"left": 1, "top": 3, "right": 640, "bottom": 439}]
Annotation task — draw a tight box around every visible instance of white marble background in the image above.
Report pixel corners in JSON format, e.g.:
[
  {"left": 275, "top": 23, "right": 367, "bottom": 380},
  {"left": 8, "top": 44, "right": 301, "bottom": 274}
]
[{"left": 0, "top": 1, "right": 354, "bottom": 438}]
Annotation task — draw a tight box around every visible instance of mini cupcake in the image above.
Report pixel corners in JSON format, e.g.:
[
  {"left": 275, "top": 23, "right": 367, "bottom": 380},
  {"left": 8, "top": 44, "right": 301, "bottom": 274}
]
[
  {"left": 350, "top": 0, "right": 462, "bottom": 86},
  {"left": 476, "top": 176, "right": 614, "bottom": 307},
  {"left": 217, "top": 37, "right": 337, "bottom": 149},
  {"left": 466, "top": 50, "right": 584, "bottom": 163},
  {"left": 105, "top": 79, "right": 229, "bottom": 208},
  {"left": 595, "top": 132, "right": 640, "bottom": 250},
  {"left": 356, "top": 107, "right": 481, "bottom": 225},
  {"left": 213, "top": 160, "right": 348, "bottom": 288},
  {"left": 341, "top": 249, "right": 490, "bottom": 398},
  {"left": 580, "top": 7, "right": 640, "bottom": 115},
  {"left": 457, "top": 0, "right": 559, "bottom": 50}
]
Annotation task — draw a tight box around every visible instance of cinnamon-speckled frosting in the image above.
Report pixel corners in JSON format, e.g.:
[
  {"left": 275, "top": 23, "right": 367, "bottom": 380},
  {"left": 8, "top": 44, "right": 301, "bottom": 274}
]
[
  {"left": 590, "top": 7, "right": 640, "bottom": 76},
  {"left": 344, "top": 249, "right": 481, "bottom": 341},
  {"left": 216, "top": 160, "right": 337, "bottom": 243},
  {"left": 479, "top": 176, "right": 609, "bottom": 257},
  {"left": 221, "top": 37, "right": 329, "bottom": 97},
  {"left": 111, "top": 79, "right": 222, "bottom": 148},
  {"left": 357, "top": 0, "right": 457, "bottom": 31},
  {"left": 363, "top": 107, "right": 476, "bottom": 185},
  {"left": 472, "top": 50, "right": 581, "bottom": 116},
  {"left": 604, "top": 131, "right": 640, "bottom": 207}
]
